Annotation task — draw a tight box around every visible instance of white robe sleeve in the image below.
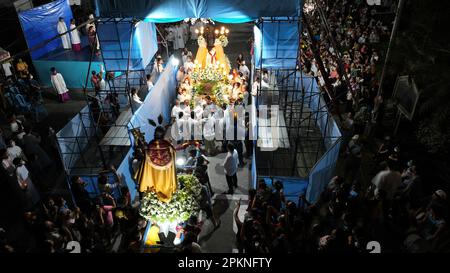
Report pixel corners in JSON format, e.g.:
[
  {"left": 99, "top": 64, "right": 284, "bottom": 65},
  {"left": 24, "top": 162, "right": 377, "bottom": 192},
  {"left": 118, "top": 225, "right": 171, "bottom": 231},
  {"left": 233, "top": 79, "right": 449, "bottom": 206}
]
[
  {"left": 70, "top": 24, "right": 81, "bottom": 44},
  {"left": 57, "top": 22, "right": 71, "bottom": 49},
  {"left": 56, "top": 73, "right": 68, "bottom": 94}
]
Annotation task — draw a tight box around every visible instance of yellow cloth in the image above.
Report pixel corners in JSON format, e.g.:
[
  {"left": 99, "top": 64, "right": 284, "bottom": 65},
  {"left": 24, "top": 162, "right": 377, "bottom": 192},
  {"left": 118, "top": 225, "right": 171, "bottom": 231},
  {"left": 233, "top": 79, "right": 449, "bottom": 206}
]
[
  {"left": 143, "top": 225, "right": 161, "bottom": 253},
  {"left": 195, "top": 46, "right": 208, "bottom": 69},
  {"left": 214, "top": 43, "right": 230, "bottom": 74},
  {"left": 135, "top": 142, "right": 177, "bottom": 203}
]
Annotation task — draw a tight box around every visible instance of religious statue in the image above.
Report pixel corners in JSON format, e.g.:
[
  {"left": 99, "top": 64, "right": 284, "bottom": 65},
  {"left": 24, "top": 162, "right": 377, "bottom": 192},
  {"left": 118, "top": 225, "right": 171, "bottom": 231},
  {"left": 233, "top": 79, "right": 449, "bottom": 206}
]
[
  {"left": 135, "top": 116, "right": 177, "bottom": 203},
  {"left": 195, "top": 35, "right": 208, "bottom": 69}
]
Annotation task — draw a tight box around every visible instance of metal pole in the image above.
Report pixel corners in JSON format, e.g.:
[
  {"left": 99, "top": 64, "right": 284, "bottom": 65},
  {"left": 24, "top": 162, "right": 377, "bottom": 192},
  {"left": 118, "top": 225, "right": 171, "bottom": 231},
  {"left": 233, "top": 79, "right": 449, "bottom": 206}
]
[
  {"left": 126, "top": 20, "right": 138, "bottom": 115},
  {"left": 377, "top": 0, "right": 406, "bottom": 97}
]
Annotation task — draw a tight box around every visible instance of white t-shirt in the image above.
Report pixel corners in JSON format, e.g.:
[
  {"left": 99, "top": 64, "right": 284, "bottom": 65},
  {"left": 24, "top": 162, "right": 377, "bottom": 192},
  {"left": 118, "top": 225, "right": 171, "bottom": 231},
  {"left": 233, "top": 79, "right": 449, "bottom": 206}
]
[
  {"left": 239, "top": 65, "right": 250, "bottom": 77},
  {"left": 16, "top": 164, "right": 29, "bottom": 182},
  {"left": 223, "top": 150, "right": 238, "bottom": 175}
]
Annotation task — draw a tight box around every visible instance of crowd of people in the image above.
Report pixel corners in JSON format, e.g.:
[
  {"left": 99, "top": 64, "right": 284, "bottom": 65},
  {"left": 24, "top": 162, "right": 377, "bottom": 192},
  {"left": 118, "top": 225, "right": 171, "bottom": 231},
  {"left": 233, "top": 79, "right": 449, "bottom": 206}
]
[
  {"left": 223, "top": 0, "right": 449, "bottom": 253},
  {"left": 2, "top": 1, "right": 449, "bottom": 253},
  {"left": 301, "top": 0, "right": 389, "bottom": 137},
  {"left": 231, "top": 164, "right": 449, "bottom": 253}
]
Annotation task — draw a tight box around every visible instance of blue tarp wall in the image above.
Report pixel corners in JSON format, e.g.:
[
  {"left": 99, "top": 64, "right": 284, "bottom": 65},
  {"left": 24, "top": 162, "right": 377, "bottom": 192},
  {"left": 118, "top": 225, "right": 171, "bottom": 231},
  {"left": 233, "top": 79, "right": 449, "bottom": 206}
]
[
  {"left": 300, "top": 75, "right": 342, "bottom": 203},
  {"left": 18, "top": 0, "right": 73, "bottom": 60},
  {"left": 254, "top": 19, "right": 300, "bottom": 69},
  {"left": 95, "top": 0, "right": 302, "bottom": 23},
  {"left": 96, "top": 19, "right": 157, "bottom": 71}
]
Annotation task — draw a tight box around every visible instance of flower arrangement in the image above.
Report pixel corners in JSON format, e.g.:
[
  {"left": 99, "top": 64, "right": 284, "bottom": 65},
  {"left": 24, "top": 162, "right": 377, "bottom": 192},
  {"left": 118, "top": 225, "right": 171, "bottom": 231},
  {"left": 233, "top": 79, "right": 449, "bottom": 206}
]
[
  {"left": 191, "top": 64, "right": 226, "bottom": 82},
  {"left": 139, "top": 174, "right": 202, "bottom": 223},
  {"left": 219, "top": 35, "right": 229, "bottom": 47}
]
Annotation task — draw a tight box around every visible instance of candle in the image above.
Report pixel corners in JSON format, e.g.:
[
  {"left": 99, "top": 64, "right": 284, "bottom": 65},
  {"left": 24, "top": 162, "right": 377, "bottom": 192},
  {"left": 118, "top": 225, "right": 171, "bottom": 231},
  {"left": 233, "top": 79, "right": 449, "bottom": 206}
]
[
  {"left": 214, "top": 29, "right": 219, "bottom": 35},
  {"left": 225, "top": 29, "right": 229, "bottom": 34}
]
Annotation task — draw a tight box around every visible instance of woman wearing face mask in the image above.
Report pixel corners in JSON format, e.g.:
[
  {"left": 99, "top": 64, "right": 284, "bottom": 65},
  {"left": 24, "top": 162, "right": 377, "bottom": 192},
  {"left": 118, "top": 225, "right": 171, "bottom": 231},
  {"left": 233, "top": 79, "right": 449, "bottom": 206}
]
[{"left": 13, "top": 157, "right": 40, "bottom": 208}]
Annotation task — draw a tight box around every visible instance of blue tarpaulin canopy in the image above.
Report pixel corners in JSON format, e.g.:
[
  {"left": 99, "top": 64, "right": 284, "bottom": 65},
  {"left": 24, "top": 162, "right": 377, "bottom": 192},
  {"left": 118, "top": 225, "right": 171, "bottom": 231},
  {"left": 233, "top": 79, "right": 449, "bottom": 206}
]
[{"left": 95, "top": 0, "right": 302, "bottom": 23}]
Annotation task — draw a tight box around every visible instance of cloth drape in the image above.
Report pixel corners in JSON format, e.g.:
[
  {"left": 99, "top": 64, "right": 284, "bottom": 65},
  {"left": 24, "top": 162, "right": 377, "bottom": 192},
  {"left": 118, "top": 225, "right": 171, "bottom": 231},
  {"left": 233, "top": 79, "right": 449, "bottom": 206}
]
[
  {"left": 135, "top": 140, "right": 177, "bottom": 203},
  {"left": 195, "top": 36, "right": 208, "bottom": 69}
]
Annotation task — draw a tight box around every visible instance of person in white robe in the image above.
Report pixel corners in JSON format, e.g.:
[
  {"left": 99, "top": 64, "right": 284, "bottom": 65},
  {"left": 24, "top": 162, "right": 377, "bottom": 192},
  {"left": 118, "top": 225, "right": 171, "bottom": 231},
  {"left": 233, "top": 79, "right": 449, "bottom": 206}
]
[
  {"left": 203, "top": 100, "right": 217, "bottom": 118},
  {"left": 173, "top": 24, "right": 185, "bottom": 50},
  {"left": 172, "top": 111, "right": 186, "bottom": 142},
  {"left": 176, "top": 66, "right": 185, "bottom": 83},
  {"left": 150, "top": 56, "right": 164, "bottom": 83},
  {"left": 171, "top": 100, "right": 182, "bottom": 122},
  {"left": 183, "top": 23, "right": 189, "bottom": 43},
  {"left": 238, "top": 61, "right": 250, "bottom": 77},
  {"left": 85, "top": 14, "right": 100, "bottom": 51},
  {"left": 165, "top": 26, "right": 175, "bottom": 50},
  {"left": 57, "top": 17, "right": 71, "bottom": 50},
  {"left": 98, "top": 72, "right": 108, "bottom": 91},
  {"left": 181, "top": 100, "right": 191, "bottom": 118},
  {"left": 69, "top": 19, "right": 81, "bottom": 51},
  {"left": 183, "top": 57, "right": 194, "bottom": 74},
  {"left": 131, "top": 88, "right": 143, "bottom": 112},
  {"left": 203, "top": 115, "right": 217, "bottom": 155},
  {"left": 180, "top": 78, "right": 193, "bottom": 94},
  {"left": 50, "top": 67, "right": 70, "bottom": 102},
  {"left": 182, "top": 48, "right": 193, "bottom": 65},
  {"left": 145, "top": 74, "right": 154, "bottom": 91},
  {"left": 194, "top": 103, "right": 204, "bottom": 120},
  {"left": 251, "top": 78, "right": 259, "bottom": 98}
]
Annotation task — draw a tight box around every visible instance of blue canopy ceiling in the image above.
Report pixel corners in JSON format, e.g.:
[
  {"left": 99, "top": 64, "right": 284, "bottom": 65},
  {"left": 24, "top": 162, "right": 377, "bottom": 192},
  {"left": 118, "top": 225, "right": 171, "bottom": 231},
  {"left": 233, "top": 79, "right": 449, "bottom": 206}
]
[{"left": 95, "top": 0, "right": 302, "bottom": 23}]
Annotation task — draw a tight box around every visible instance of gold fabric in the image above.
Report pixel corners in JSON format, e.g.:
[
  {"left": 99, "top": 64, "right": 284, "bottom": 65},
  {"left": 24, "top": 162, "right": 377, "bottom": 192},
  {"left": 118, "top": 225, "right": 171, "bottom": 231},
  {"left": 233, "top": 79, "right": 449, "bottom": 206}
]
[
  {"left": 195, "top": 46, "right": 208, "bottom": 69},
  {"left": 214, "top": 43, "right": 230, "bottom": 74},
  {"left": 135, "top": 141, "right": 177, "bottom": 203}
]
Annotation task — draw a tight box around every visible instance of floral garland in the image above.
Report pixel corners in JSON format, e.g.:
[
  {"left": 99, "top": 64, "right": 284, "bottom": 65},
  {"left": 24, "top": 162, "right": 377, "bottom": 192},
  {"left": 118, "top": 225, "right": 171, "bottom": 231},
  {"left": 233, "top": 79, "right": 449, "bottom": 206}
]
[{"left": 139, "top": 174, "right": 202, "bottom": 223}]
